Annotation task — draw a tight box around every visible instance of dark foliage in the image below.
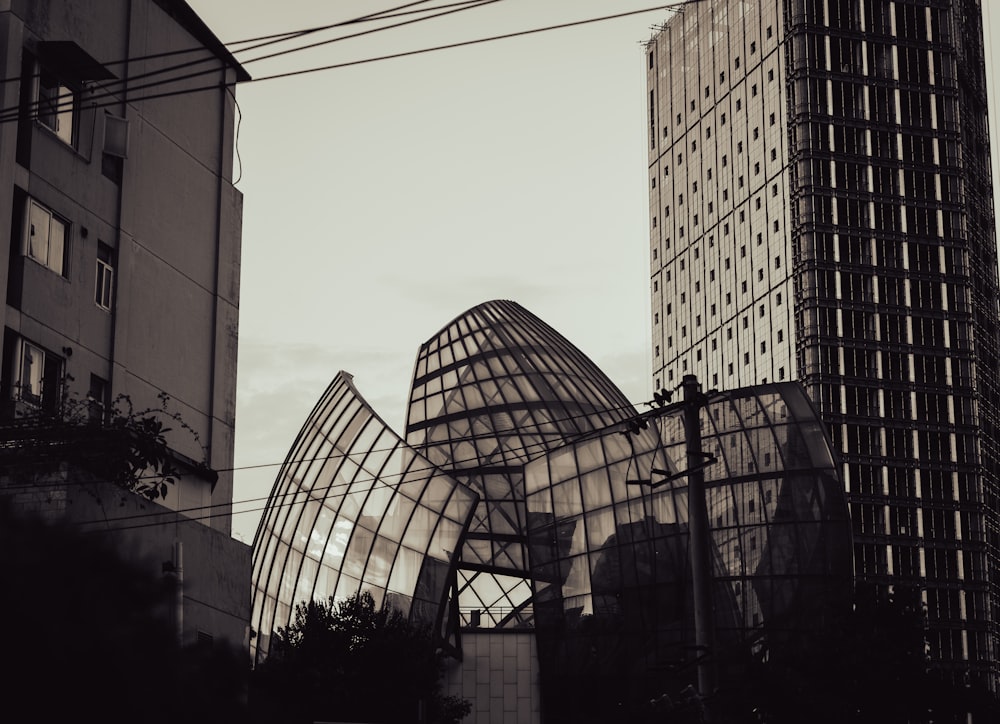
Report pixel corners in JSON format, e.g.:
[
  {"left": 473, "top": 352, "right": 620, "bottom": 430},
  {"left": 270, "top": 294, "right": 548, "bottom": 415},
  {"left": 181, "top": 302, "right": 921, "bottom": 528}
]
[
  {"left": 252, "top": 591, "right": 471, "bottom": 724},
  {"left": 0, "top": 390, "right": 209, "bottom": 501},
  {"left": 708, "top": 585, "right": 1000, "bottom": 724},
  {"left": 0, "top": 500, "right": 248, "bottom": 723}
]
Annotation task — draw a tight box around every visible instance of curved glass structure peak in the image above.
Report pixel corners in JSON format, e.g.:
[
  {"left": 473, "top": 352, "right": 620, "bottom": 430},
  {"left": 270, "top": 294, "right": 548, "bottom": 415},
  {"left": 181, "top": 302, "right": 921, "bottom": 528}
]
[
  {"left": 250, "top": 372, "right": 478, "bottom": 662},
  {"left": 405, "top": 300, "right": 637, "bottom": 629}
]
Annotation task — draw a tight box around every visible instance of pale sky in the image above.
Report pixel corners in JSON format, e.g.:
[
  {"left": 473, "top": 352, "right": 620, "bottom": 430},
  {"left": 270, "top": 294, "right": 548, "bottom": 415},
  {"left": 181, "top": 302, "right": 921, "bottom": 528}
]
[{"left": 183, "top": 1, "right": 1000, "bottom": 544}]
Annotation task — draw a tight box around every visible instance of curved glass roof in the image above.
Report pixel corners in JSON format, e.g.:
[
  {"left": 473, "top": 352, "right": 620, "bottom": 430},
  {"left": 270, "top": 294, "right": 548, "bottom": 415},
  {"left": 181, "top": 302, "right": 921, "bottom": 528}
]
[
  {"left": 250, "top": 372, "right": 478, "bottom": 661},
  {"left": 523, "top": 382, "right": 851, "bottom": 720},
  {"left": 405, "top": 300, "right": 636, "bottom": 628}
]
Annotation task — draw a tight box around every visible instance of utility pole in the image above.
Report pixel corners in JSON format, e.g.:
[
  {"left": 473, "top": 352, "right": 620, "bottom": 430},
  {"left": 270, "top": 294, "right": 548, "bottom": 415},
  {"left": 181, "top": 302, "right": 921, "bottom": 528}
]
[{"left": 682, "top": 374, "right": 715, "bottom": 700}]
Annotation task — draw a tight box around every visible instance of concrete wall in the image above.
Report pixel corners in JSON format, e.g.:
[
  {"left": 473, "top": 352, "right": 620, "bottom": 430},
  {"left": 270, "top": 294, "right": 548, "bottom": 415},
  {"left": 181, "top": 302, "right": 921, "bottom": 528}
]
[
  {"left": 442, "top": 631, "right": 542, "bottom": 724},
  {"left": 2, "top": 471, "right": 251, "bottom": 650}
]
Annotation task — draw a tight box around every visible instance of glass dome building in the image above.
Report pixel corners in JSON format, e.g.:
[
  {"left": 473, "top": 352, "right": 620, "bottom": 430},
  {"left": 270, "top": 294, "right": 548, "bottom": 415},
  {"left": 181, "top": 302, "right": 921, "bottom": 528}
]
[{"left": 251, "top": 301, "right": 852, "bottom": 722}]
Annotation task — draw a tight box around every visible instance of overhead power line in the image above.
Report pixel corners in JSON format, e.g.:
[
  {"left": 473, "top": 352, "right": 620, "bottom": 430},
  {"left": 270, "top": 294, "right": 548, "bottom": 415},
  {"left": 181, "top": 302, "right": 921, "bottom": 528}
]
[
  {"left": 0, "top": 1, "right": 696, "bottom": 126},
  {"left": 6, "top": 393, "right": 672, "bottom": 534},
  {"left": 0, "top": 0, "right": 503, "bottom": 124}
]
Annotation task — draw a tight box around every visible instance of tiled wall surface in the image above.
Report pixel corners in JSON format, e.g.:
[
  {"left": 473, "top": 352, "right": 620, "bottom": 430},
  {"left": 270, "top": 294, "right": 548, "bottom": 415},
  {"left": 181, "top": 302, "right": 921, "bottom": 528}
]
[{"left": 442, "top": 631, "right": 541, "bottom": 724}]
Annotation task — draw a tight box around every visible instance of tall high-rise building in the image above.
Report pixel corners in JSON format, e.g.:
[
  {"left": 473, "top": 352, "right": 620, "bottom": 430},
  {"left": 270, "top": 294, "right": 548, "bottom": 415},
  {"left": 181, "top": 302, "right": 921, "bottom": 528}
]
[{"left": 646, "top": 0, "right": 999, "bottom": 688}]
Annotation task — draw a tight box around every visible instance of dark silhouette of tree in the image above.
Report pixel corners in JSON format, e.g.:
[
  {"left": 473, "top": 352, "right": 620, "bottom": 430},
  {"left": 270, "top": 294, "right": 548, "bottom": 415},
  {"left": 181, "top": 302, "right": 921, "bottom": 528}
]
[
  {"left": 252, "top": 591, "right": 471, "bottom": 724},
  {"left": 710, "top": 585, "right": 1000, "bottom": 724},
  {"left": 0, "top": 500, "right": 248, "bottom": 723}
]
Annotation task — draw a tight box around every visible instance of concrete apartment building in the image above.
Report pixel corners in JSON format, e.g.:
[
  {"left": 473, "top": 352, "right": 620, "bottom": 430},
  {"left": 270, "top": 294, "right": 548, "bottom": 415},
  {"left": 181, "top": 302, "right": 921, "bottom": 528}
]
[
  {"left": 646, "top": 0, "right": 999, "bottom": 689},
  {"left": 0, "top": 0, "right": 250, "bottom": 648}
]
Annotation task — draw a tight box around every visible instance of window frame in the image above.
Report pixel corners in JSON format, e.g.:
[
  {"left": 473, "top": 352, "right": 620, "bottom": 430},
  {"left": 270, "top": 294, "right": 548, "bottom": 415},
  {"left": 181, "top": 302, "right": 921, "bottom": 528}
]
[
  {"left": 25, "top": 198, "right": 69, "bottom": 276},
  {"left": 95, "top": 242, "right": 115, "bottom": 311},
  {"left": 16, "top": 339, "right": 46, "bottom": 406},
  {"left": 35, "top": 65, "right": 79, "bottom": 146}
]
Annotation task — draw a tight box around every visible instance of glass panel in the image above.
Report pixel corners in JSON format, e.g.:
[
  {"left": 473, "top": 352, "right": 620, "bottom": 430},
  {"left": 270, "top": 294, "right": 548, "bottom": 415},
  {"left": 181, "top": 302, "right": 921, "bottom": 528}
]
[
  {"left": 48, "top": 216, "right": 65, "bottom": 273},
  {"left": 27, "top": 202, "right": 49, "bottom": 264}
]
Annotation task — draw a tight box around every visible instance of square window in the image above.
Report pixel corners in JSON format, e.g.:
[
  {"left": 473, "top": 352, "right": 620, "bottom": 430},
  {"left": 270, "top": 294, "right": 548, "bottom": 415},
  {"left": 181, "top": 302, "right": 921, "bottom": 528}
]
[
  {"left": 775, "top": 256, "right": 781, "bottom": 269},
  {"left": 741, "top": 281, "right": 748, "bottom": 293},
  {"left": 779, "top": 366, "right": 785, "bottom": 380},
  {"left": 754, "top": 162, "right": 760, "bottom": 175},
  {"left": 677, "top": 113, "right": 682, "bottom": 125},
  {"left": 722, "top": 155, "right": 728, "bottom": 167},
  {"left": 26, "top": 199, "right": 68, "bottom": 276},
  {"left": 741, "top": 245, "right": 746, "bottom": 258},
  {"left": 756, "top": 198, "right": 762, "bottom": 210},
  {"left": 738, "top": 141, "right": 743, "bottom": 153},
  {"left": 707, "top": 168, "right": 713, "bottom": 180},
  {"left": 721, "top": 112, "right": 727, "bottom": 125},
  {"left": 771, "top": 148, "right": 777, "bottom": 161},
  {"left": 772, "top": 183, "right": 778, "bottom": 196},
  {"left": 752, "top": 84, "right": 758, "bottom": 97},
  {"left": 692, "top": 181, "right": 699, "bottom": 192},
  {"left": 751, "top": 41, "right": 757, "bottom": 54},
  {"left": 768, "top": 69, "right": 775, "bottom": 82},
  {"left": 753, "top": 127, "right": 760, "bottom": 140},
  {"left": 727, "top": 328, "right": 733, "bottom": 340},
  {"left": 776, "top": 292, "right": 783, "bottom": 305},
  {"left": 736, "top": 98, "right": 742, "bottom": 111},
  {"left": 767, "top": 26, "right": 773, "bottom": 38},
  {"left": 778, "top": 329, "right": 784, "bottom": 342},
  {"left": 705, "top": 85, "right": 710, "bottom": 98},
  {"left": 758, "top": 269, "right": 764, "bottom": 282},
  {"left": 692, "top": 139, "right": 698, "bottom": 151},
  {"left": 769, "top": 112, "right": 776, "bottom": 126},
  {"left": 756, "top": 232, "right": 763, "bottom": 245},
  {"left": 735, "top": 56, "right": 741, "bottom": 69},
  {"left": 690, "top": 100, "right": 695, "bottom": 111}
]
